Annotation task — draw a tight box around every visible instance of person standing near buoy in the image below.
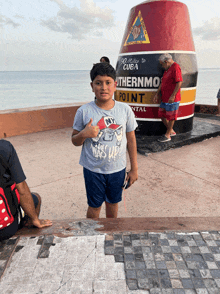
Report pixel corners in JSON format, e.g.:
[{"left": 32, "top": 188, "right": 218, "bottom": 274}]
[
  {"left": 100, "top": 56, "right": 110, "bottom": 64},
  {"left": 153, "top": 53, "right": 183, "bottom": 142},
  {"left": 217, "top": 89, "right": 220, "bottom": 116}
]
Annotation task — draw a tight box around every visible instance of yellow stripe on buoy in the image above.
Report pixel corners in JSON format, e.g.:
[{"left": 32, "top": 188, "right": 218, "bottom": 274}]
[
  {"left": 115, "top": 88, "right": 196, "bottom": 105},
  {"left": 180, "top": 88, "right": 197, "bottom": 104}
]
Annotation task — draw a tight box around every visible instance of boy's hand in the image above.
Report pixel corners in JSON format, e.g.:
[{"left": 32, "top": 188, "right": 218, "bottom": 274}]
[
  {"left": 83, "top": 118, "right": 100, "bottom": 138},
  {"left": 126, "top": 170, "right": 138, "bottom": 188}
]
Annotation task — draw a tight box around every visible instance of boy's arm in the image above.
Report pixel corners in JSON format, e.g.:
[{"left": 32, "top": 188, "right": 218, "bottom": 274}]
[
  {"left": 126, "top": 130, "right": 138, "bottom": 187},
  {"left": 71, "top": 129, "right": 85, "bottom": 146},
  {"left": 72, "top": 118, "right": 100, "bottom": 146}
]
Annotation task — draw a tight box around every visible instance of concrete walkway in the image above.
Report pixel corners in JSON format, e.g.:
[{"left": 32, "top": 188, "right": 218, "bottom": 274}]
[
  {"left": 0, "top": 116, "right": 220, "bottom": 293},
  {"left": 5, "top": 116, "right": 220, "bottom": 220}
]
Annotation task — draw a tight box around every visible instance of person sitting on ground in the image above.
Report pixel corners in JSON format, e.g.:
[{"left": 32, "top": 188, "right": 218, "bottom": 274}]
[
  {"left": 100, "top": 56, "right": 110, "bottom": 64},
  {"left": 71, "top": 62, "right": 138, "bottom": 219},
  {"left": 153, "top": 53, "right": 183, "bottom": 142},
  {"left": 0, "top": 139, "right": 52, "bottom": 241}
]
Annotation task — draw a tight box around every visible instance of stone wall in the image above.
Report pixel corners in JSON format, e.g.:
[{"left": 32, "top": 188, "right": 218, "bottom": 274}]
[
  {"left": 0, "top": 104, "right": 81, "bottom": 138},
  {"left": 0, "top": 102, "right": 219, "bottom": 138}
]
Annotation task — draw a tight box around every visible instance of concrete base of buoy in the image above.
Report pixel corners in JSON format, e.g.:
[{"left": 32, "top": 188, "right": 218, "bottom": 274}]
[
  {"left": 136, "top": 117, "right": 193, "bottom": 136},
  {"left": 136, "top": 116, "right": 220, "bottom": 155}
]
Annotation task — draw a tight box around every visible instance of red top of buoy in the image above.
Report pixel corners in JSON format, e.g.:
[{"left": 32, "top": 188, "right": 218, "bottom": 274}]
[{"left": 120, "top": 0, "right": 195, "bottom": 53}]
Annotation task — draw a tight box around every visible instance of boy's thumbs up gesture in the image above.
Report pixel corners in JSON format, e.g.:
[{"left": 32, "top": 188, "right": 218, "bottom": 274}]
[{"left": 83, "top": 118, "right": 100, "bottom": 138}]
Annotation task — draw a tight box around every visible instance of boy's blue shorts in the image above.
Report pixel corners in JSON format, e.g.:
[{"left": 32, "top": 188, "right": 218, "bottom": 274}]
[{"left": 83, "top": 168, "right": 126, "bottom": 208}]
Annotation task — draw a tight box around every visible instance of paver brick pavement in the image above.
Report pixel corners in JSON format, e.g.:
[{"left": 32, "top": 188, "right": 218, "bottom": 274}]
[
  {"left": 0, "top": 235, "right": 128, "bottom": 294},
  {"left": 2, "top": 230, "right": 220, "bottom": 293}
]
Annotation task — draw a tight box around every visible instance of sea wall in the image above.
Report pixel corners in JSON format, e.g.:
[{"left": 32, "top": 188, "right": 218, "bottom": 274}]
[
  {"left": 195, "top": 104, "right": 218, "bottom": 115},
  {"left": 0, "top": 102, "right": 219, "bottom": 138},
  {"left": 0, "top": 103, "right": 82, "bottom": 138}
]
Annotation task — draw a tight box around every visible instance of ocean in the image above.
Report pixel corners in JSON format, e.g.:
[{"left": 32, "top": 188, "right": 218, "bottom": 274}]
[{"left": 0, "top": 68, "right": 219, "bottom": 111}]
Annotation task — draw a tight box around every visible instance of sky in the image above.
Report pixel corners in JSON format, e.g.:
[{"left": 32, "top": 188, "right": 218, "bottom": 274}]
[{"left": 1, "top": 0, "right": 220, "bottom": 71}]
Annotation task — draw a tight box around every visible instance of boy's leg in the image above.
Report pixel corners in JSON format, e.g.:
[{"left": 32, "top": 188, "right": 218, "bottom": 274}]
[
  {"left": 87, "top": 206, "right": 102, "bottom": 219},
  {"left": 105, "top": 202, "right": 118, "bottom": 218},
  {"left": 105, "top": 168, "right": 125, "bottom": 218},
  {"left": 83, "top": 168, "right": 106, "bottom": 219}
]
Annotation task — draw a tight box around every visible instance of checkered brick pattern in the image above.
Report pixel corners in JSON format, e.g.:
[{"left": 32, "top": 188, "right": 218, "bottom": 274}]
[
  {"left": 0, "top": 237, "right": 19, "bottom": 279},
  {"left": 104, "top": 231, "right": 220, "bottom": 293}
]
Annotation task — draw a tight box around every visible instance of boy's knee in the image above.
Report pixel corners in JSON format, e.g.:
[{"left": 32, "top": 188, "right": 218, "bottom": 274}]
[
  {"left": 105, "top": 202, "right": 118, "bottom": 218},
  {"left": 87, "top": 205, "right": 102, "bottom": 219},
  {"left": 88, "top": 205, "right": 101, "bottom": 212},
  {"left": 105, "top": 202, "right": 118, "bottom": 207}
]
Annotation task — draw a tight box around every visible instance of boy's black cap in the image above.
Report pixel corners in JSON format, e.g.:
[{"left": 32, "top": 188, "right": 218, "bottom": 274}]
[{"left": 90, "top": 62, "right": 116, "bottom": 82}]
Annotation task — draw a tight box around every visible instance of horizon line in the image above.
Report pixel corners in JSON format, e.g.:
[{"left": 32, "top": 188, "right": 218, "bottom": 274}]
[{"left": 0, "top": 67, "right": 220, "bottom": 73}]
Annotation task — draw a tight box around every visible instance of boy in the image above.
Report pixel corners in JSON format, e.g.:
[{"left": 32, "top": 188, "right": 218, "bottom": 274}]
[{"left": 71, "top": 63, "right": 138, "bottom": 219}]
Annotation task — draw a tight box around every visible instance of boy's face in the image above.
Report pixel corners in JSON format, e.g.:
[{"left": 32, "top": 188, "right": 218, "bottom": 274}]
[{"left": 91, "top": 75, "right": 117, "bottom": 103}]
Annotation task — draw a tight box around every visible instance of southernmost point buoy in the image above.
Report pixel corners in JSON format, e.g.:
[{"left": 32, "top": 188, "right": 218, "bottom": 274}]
[{"left": 115, "top": 0, "right": 198, "bottom": 135}]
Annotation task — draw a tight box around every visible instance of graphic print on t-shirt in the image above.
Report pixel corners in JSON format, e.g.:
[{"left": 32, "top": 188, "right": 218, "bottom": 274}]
[{"left": 91, "top": 116, "right": 123, "bottom": 161}]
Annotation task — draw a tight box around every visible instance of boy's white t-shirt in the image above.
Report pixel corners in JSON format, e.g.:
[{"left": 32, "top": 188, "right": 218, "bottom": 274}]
[{"left": 73, "top": 100, "right": 138, "bottom": 174}]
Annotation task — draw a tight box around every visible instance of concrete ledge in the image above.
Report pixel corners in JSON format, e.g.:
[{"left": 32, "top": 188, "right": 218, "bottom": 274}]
[
  {"left": 0, "top": 103, "right": 84, "bottom": 138},
  {"left": 195, "top": 103, "right": 218, "bottom": 115},
  {"left": 15, "top": 217, "right": 220, "bottom": 238},
  {"left": 0, "top": 102, "right": 219, "bottom": 138},
  {"left": 136, "top": 118, "right": 220, "bottom": 154},
  {"left": 194, "top": 112, "right": 220, "bottom": 121}
]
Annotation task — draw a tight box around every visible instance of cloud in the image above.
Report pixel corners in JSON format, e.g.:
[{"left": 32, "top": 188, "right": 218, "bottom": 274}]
[
  {"left": 41, "top": 0, "right": 115, "bottom": 40},
  {"left": 193, "top": 17, "right": 220, "bottom": 41},
  {"left": 0, "top": 14, "right": 20, "bottom": 28},
  {"left": 14, "top": 14, "right": 25, "bottom": 20},
  {"left": 5, "top": 19, "right": 20, "bottom": 28}
]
